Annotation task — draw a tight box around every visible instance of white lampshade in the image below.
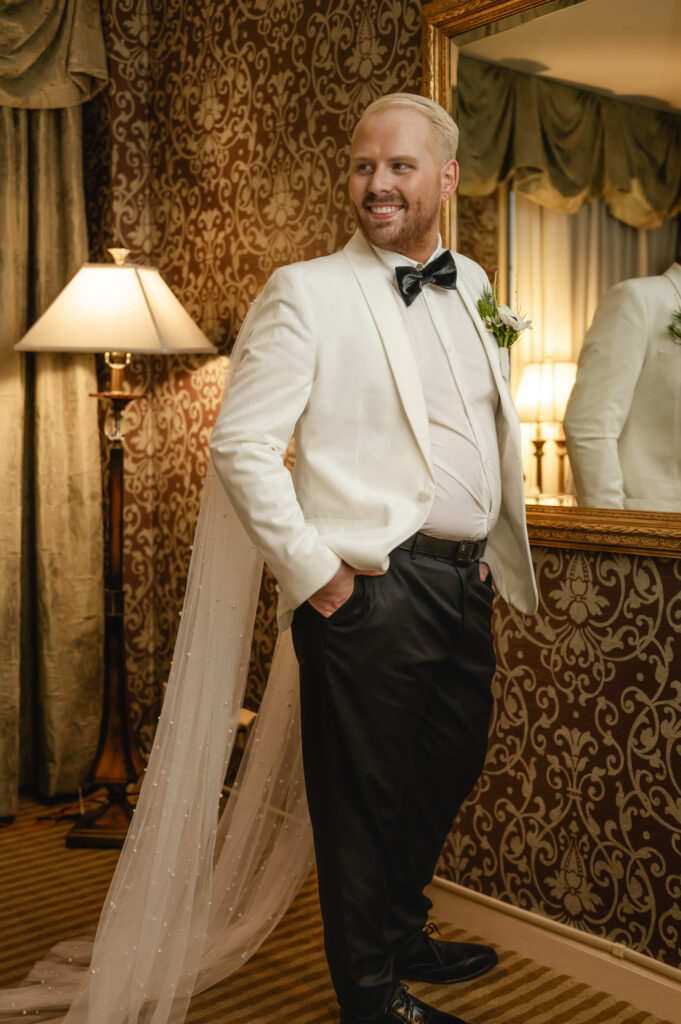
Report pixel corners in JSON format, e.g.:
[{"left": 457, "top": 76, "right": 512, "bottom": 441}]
[
  {"left": 15, "top": 258, "right": 217, "bottom": 355},
  {"left": 515, "top": 359, "right": 577, "bottom": 424}
]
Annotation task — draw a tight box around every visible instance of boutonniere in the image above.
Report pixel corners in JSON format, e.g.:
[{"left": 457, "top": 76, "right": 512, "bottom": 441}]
[
  {"left": 668, "top": 307, "right": 681, "bottom": 344},
  {"left": 477, "top": 283, "right": 532, "bottom": 382}
]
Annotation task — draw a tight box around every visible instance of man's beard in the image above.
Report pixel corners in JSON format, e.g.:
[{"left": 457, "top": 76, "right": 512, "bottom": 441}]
[{"left": 350, "top": 192, "right": 442, "bottom": 256}]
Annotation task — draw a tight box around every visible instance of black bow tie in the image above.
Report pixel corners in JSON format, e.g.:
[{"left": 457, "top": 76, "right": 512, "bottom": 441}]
[{"left": 395, "top": 250, "right": 457, "bottom": 307}]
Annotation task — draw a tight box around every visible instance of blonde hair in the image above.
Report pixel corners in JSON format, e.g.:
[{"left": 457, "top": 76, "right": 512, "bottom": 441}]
[{"left": 352, "top": 93, "right": 459, "bottom": 163}]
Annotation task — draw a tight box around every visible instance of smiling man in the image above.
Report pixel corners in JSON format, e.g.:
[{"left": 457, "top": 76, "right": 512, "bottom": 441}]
[
  {"left": 349, "top": 101, "right": 458, "bottom": 264},
  {"left": 210, "top": 93, "right": 537, "bottom": 1024}
]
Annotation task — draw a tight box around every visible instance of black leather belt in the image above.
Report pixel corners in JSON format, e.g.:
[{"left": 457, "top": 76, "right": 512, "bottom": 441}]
[{"left": 398, "top": 532, "right": 487, "bottom": 565}]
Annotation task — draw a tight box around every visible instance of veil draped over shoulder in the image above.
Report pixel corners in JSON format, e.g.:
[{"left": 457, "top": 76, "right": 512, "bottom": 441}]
[{"left": 0, "top": 304, "right": 315, "bottom": 1024}]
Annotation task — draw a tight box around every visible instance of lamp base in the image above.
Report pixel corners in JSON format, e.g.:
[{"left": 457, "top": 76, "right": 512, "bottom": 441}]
[
  {"left": 531, "top": 437, "right": 546, "bottom": 494},
  {"left": 66, "top": 786, "right": 135, "bottom": 849}
]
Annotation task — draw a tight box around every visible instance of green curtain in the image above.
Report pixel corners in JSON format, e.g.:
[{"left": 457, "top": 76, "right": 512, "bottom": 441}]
[
  {"left": 0, "top": 105, "right": 104, "bottom": 816},
  {"left": 0, "top": 0, "right": 107, "bottom": 108},
  {"left": 456, "top": 55, "right": 681, "bottom": 230}
]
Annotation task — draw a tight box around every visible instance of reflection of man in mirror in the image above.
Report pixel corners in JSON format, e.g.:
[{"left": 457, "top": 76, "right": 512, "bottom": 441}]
[{"left": 564, "top": 259, "right": 681, "bottom": 510}]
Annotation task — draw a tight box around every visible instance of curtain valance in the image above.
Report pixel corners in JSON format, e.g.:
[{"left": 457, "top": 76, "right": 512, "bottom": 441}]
[
  {"left": 0, "top": 0, "right": 107, "bottom": 109},
  {"left": 457, "top": 55, "right": 681, "bottom": 230}
]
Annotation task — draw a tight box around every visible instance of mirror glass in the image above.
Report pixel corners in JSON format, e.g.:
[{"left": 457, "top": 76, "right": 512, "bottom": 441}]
[{"left": 450, "top": 0, "right": 681, "bottom": 514}]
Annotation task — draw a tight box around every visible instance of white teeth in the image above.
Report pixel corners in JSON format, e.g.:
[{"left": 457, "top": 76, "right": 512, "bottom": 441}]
[{"left": 370, "top": 205, "right": 400, "bottom": 214}]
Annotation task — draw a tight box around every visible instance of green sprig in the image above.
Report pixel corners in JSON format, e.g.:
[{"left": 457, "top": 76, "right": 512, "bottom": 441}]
[
  {"left": 477, "top": 285, "right": 498, "bottom": 324},
  {"left": 668, "top": 308, "right": 681, "bottom": 345}
]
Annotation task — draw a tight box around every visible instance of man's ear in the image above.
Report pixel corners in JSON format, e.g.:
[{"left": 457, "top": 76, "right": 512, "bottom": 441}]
[{"left": 442, "top": 159, "right": 459, "bottom": 201}]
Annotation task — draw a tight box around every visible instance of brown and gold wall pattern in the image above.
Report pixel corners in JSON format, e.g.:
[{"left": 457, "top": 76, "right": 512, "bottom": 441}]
[
  {"left": 84, "top": 0, "right": 423, "bottom": 748},
  {"left": 440, "top": 547, "right": 681, "bottom": 966}
]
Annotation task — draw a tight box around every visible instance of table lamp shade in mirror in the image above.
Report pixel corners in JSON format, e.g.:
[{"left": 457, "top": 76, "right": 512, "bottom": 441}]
[
  {"left": 515, "top": 360, "right": 577, "bottom": 426},
  {"left": 515, "top": 359, "right": 577, "bottom": 496}
]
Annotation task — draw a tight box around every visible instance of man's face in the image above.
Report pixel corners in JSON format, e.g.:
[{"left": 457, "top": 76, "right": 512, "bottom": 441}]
[{"left": 349, "top": 109, "right": 459, "bottom": 262}]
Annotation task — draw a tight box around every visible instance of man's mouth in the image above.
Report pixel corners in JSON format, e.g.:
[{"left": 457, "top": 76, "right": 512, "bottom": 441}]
[{"left": 365, "top": 203, "right": 404, "bottom": 220}]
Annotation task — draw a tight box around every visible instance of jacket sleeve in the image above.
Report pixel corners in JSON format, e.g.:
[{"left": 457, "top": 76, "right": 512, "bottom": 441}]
[
  {"left": 209, "top": 267, "right": 341, "bottom": 607},
  {"left": 563, "top": 281, "right": 647, "bottom": 508}
]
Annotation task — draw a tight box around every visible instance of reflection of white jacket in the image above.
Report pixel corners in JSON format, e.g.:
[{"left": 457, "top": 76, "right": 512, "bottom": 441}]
[
  {"left": 564, "top": 263, "right": 681, "bottom": 511},
  {"left": 210, "top": 230, "right": 537, "bottom": 627}
]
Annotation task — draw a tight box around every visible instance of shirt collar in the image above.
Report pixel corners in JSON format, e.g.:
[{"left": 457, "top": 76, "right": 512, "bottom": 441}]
[{"left": 370, "top": 235, "right": 445, "bottom": 274}]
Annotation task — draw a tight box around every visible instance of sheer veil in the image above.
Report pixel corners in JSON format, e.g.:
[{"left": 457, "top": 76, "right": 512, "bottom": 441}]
[{"left": 0, "top": 305, "right": 314, "bottom": 1024}]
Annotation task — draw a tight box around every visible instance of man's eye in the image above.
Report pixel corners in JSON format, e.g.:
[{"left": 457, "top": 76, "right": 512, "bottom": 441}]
[{"left": 393, "top": 162, "right": 409, "bottom": 171}]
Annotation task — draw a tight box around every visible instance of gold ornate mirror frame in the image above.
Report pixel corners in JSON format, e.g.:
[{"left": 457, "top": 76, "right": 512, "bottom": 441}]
[{"left": 422, "top": 0, "right": 681, "bottom": 558}]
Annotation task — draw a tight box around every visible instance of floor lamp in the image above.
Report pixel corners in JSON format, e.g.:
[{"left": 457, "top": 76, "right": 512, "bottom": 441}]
[
  {"left": 15, "top": 249, "right": 217, "bottom": 848},
  {"left": 515, "top": 359, "right": 577, "bottom": 498}
]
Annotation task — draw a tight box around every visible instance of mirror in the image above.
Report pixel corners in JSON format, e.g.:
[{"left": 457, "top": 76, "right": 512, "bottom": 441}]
[{"left": 424, "top": 0, "right": 681, "bottom": 557}]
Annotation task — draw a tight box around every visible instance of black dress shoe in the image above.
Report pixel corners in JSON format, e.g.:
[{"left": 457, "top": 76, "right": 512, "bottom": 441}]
[
  {"left": 340, "top": 986, "right": 469, "bottom": 1024},
  {"left": 387, "top": 986, "right": 469, "bottom": 1023},
  {"left": 396, "top": 925, "right": 498, "bottom": 985}
]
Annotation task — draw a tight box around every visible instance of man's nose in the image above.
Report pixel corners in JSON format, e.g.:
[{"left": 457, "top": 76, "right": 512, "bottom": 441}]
[{"left": 367, "top": 166, "right": 392, "bottom": 192}]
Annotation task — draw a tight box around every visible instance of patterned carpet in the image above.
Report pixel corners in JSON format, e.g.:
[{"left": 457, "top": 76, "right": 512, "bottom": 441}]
[{"left": 0, "top": 793, "right": 673, "bottom": 1024}]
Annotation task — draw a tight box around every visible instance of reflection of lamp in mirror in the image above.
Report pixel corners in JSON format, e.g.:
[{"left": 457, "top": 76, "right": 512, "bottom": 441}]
[
  {"left": 15, "top": 248, "right": 217, "bottom": 848},
  {"left": 515, "top": 359, "right": 577, "bottom": 496}
]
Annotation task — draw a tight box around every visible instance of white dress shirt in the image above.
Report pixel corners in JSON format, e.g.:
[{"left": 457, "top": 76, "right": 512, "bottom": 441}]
[{"left": 371, "top": 240, "right": 501, "bottom": 542}]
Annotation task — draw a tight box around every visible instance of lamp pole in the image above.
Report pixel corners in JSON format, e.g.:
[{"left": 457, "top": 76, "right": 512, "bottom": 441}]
[{"left": 67, "top": 388, "right": 146, "bottom": 848}]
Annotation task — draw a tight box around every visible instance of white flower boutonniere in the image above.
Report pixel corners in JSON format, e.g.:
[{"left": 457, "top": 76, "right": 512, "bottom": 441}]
[
  {"left": 668, "top": 307, "right": 681, "bottom": 344},
  {"left": 477, "top": 283, "right": 533, "bottom": 383},
  {"left": 498, "top": 306, "right": 532, "bottom": 333}
]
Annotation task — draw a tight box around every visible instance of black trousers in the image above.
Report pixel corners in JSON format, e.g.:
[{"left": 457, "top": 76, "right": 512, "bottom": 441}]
[{"left": 291, "top": 546, "right": 496, "bottom": 1020}]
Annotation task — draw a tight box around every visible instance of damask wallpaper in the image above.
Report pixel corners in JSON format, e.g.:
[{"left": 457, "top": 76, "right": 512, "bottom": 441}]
[
  {"left": 440, "top": 546, "right": 681, "bottom": 967},
  {"left": 83, "top": 0, "right": 424, "bottom": 748},
  {"left": 457, "top": 192, "right": 499, "bottom": 282}
]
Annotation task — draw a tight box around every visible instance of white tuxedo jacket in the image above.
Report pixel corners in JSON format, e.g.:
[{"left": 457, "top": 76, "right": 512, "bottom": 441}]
[
  {"left": 564, "top": 263, "right": 681, "bottom": 511},
  {"left": 210, "top": 231, "right": 537, "bottom": 628}
]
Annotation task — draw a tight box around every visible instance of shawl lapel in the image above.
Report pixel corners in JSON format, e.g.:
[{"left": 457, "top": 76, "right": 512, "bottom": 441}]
[
  {"left": 343, "top": 231, "right": 433, "bottom": 472},
  {"left": 664, "top": 262, "right": 681, "bottom": 303},
  {"left": 449, "top": 262, "right": 519, "bottom": 428}
]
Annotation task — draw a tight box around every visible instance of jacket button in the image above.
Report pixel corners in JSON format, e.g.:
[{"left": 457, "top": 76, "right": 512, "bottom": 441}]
[{"left": 417, "top": 489, "right": 431, "bottom": 502}]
